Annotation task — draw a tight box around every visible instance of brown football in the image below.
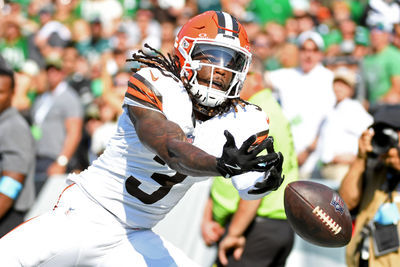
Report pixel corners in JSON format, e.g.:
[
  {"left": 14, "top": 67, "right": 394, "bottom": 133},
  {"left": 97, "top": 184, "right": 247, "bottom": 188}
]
[{"left": 284, "top": 181, "right": 352, "bottom": 247}]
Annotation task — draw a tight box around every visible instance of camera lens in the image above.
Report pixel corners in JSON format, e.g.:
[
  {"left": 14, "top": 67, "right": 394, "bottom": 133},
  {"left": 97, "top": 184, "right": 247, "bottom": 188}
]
[{"left": 371, "top": 127, "right": 399, "bottom": 156}]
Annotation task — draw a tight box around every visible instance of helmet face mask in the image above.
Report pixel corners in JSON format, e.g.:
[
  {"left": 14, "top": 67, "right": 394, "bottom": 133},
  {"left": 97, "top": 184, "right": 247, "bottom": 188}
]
[
  {"left": 183, "top": 41, "right": 249, "bottom": 107},
  {"left": 175, "top": 11, "right": 252, "bottom": 108}
]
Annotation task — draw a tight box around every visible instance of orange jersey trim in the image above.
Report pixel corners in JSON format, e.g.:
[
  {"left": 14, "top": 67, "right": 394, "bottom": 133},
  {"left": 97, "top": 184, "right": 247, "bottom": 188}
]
[
  {"left": 53, "top": 183, "right": 75, "bottom": 210},
  {"left": 126, "top": 73, "right": 163, "bottom": 111},
  {"left": 0, "top": 215, "right": 39, "bottom": 239}
]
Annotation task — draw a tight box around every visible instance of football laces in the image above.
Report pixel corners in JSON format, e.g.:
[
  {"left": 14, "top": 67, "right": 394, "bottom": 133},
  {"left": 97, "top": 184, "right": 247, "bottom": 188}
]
[{"left": 312, "top": 206, "right": 342, "bottom": 235}]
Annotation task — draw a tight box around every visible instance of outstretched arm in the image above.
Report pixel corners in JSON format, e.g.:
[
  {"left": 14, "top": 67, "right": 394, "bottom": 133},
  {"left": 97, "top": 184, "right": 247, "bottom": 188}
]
[
  {"left": 128, "top": 105, "right": 281, "bottom": 178},
  {"left": 128, "top": 105, "right": 219, "bottom": 176}
]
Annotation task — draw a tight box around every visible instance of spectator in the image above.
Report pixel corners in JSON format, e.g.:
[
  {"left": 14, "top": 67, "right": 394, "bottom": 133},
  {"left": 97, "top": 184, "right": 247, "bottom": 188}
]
[
  {"left": 0, "top": 0, "right": 29, "bottom": 26},
  {"left": 352, "top": 26, "right": 371, "bottom": 60},
  {"left": 77, "top": 0, "right": 123, "bottom": 37},
  {"left": 264, "top": 22, "right": 288, "bottom": 70},
  {"left": 30, "top": 58, "right": 83, "bottom": 195},
  {"left": 285, "top": 16, "right": 300, "bottom": 43},
  {"left": 76, "top": 17, "right": 112, "bottom": 64},
  {"left": 59, "top": 45, "right": 96, "bottom": 132},
  {"left": 160, "top": 19, "right": 176, "bottom": 55},
  {"left": 361, "top": 23, "right": 400, "bottom": 111},
  {"left": 0, "top": 19, "right": 29, "bottom": 72},
  {"left": 62, "top": 44, "right": 94, "bottom": 111},
  {"left": 12, "top": 60, "right": 40, "bottom": 119},
  {"left": 392, "top": 23, "right": 400, "bottom": 49},
  {"left": 196, "top": 0, "right": 222, "bottom": 14},
  {"left": 339, "top": 105, "right": 400, "bottom": 267},
  {"left": 331, "top": 0, "right": 352, "bottom": 25},
  {"left": 241, "top": 19, "right": 262, "bottom": 43},
  {"left": 324, "top": 18, "right": 358, "bottom": 58},
  {"left": 110, "top": 26, "right": 135, "bottom": 52},
  {"left": 102, "top": 69, "right": 129, "bottom": 114},
  {"left": 315, "top": 68, "right": 373, "bottom": 183},
  {"left": 62, "top": 45, "right": 95, "bottom": 173},
  {"left": 89, "top": 97, "right": 118, "bottom": 162},
  {"left": 0, "top": 60, "right": 35, "bottom": 237},
  {"left": 279, "top": 42, "right": 299, "bottom": 68},
  {"left": 52, "top": 0, "right": 80, "bottom": 32},
  {"left": 361, "top": 0, "right": 400, "bottom": 32},
  {"left": 240, "top": 56, "right": 266, "bottom": 101},
  {"left": 294, "top": 10, "right": 316, "bottom": 34},
  {"left": 220, "top": 0, "right": 253, "bottom": 23},
  {"left": 34, "top": 4, "right": 72, "bottom": 61},
  {"left": 70, "top": 19, "right": 91, "bottom": 45},
  {"left": 246, "top": 0, "right": 293, "bottom": 25},
  {"left": 250, "top": 31, "right": 275, "bottom": 71},
  {"left": 265, "top": 30, "right": 336, "bottom": 178},
  {"left": 201, "top": 57, "right": 298, "bottom": 267},
  {"left": 119, "top": 0, "right": 141, "bottom": 20},
  {"left": 120, "top": 9, "right": 161, "bottom": 53}
]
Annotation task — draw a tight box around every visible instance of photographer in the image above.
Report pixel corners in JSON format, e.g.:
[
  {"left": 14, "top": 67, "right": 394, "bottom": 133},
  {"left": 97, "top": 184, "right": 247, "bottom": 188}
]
[{"left": 339, "top": 105, "right": 400, "bottom": 267}]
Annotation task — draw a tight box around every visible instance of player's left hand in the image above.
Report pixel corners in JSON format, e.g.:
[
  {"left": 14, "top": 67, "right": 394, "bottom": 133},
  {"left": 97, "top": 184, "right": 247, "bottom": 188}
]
[
  {"left": 216, "top": 131, "right": 281, "bottom": 178},
  {"left": 248, "top": 138, "right": 284, "bottom": 194},
  {"left": 218, "top": 234, "right": 246, "bottom": 266}
]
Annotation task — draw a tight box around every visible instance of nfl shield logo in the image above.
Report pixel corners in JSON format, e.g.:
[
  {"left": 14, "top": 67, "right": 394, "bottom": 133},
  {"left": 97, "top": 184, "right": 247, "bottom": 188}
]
[
  {"left": 330, "top": 193, "right": 345, "bottom": 215},
  {"left": 186, "top": 134, "right": 194, "bottom": 144}
]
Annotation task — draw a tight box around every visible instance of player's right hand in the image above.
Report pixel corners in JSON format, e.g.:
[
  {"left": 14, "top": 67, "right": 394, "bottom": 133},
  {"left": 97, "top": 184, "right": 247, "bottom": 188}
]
[{"left": 216, "top": 130, "right": 281, "bottom": 178}]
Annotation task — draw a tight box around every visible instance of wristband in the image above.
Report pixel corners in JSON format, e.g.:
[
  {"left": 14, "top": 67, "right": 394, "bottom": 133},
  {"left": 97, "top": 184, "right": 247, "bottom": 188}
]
[{"left": 0, "top": 176, "right": 23, "bottom": 200}]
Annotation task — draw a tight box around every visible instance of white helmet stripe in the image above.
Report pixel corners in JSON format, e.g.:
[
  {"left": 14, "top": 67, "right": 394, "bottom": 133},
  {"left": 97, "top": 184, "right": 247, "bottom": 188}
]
[
  {"left": 216, "top": 11, "right": 239, "bottom": 38},
  {"left": 222, "top": 12, "right": 233, "bottom": 36}
]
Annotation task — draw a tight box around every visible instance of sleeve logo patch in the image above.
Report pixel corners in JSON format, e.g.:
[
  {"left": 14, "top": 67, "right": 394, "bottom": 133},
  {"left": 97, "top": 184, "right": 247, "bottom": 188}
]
[{"left": 150, "top": 70, "right": 159, "bottom": 82}]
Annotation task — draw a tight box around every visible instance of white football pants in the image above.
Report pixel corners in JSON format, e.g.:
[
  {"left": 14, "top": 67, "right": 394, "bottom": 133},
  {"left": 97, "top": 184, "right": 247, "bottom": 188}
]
[{"left": 0, "top": 184, "right": 200, "bottom": 267}]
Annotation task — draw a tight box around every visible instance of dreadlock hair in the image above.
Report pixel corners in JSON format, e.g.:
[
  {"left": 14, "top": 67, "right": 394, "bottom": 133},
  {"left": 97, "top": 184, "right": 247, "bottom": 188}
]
[
  {"left": 127, "top": 43, "right": 249, "bottom": 118},
  {"left": 127, "top": 43, "right": 181, "bottom": 81}
]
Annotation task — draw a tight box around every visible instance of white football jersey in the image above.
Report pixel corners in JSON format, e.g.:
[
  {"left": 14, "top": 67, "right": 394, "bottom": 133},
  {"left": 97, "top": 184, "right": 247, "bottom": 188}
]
[{"left": 69, "top": 67, "right": 270, "bottom": 229}]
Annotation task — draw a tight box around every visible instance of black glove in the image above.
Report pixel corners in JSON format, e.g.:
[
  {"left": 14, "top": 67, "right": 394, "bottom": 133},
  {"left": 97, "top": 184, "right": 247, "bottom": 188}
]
[
  {"left": 248, "top": 141, "right": 285, "bottom": 194},
  {"left": 216, "top": 130, "right": 281, "bottom": 178}
]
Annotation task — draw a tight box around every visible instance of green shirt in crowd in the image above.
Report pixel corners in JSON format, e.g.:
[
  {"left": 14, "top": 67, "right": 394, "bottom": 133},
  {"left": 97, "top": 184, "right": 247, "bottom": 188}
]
[
  {"left": 246, "top": 0, "right": 293, "bottom": 25},
  {"left": 362, "top": 45, "right": 400, "bottom": 104},
  {"left": 0, "top": 37, "right": 29, "bottom": 72},
  {"left": 211, "top": 89, "right": 299, "bottom": 226}
]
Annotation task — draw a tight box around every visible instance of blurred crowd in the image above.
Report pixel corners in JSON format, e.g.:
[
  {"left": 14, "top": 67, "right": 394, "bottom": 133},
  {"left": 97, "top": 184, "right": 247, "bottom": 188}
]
[{"left": 1, "top": 0, "right": 400, "bottom": 218}]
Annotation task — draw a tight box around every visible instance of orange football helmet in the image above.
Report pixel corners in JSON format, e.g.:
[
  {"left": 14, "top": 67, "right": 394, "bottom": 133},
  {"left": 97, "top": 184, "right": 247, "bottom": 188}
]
[{"left": 174, "top": 11, "right": 252, "bottom": 107}]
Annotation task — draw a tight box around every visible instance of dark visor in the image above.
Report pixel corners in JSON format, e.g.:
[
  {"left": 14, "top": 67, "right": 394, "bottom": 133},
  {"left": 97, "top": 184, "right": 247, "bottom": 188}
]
[{"left": 191, "top": 43, "right": 247, "bottom": 72}]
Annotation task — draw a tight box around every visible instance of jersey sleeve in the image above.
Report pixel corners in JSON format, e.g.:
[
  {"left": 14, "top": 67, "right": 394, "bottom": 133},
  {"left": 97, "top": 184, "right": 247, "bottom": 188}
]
[{"left": 124, "top": 71, "right": 163, "bottom": 112}]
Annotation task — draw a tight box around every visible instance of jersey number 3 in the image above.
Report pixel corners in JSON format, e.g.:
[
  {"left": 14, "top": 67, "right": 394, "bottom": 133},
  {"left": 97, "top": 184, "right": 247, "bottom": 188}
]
[{"left": 125, "top": 156, "right": 187, "bottom": 204}]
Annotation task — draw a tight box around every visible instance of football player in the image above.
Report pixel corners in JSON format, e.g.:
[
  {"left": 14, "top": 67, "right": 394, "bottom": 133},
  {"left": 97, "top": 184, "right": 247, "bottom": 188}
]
[{"left": 0, "top": 11, "right": 284, "bottom": 266}]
